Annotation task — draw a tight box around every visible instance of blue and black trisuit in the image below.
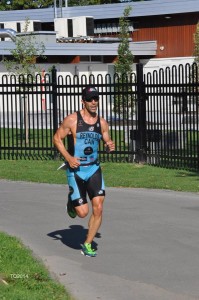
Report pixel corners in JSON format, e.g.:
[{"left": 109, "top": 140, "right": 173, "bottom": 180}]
[{"left": 66, "top": 111, "right": 105, "bottom": 207}]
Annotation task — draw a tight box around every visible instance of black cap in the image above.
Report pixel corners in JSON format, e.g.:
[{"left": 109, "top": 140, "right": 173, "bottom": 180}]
[{"left": 82, "top": 86, "right": 99, "bottom": 101}]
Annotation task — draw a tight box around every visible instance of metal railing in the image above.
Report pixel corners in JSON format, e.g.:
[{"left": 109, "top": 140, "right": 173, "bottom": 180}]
[
  {"left": 143, "top": 63, "right": 199, "bottom": 170},
  {"left": 0, "top": 63, "right": 198, "bottom": 170}
]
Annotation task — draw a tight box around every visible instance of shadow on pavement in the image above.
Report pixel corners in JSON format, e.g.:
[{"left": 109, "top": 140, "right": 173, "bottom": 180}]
[{"left": 47, "top": 225, "right": 101, "bottom": 250}]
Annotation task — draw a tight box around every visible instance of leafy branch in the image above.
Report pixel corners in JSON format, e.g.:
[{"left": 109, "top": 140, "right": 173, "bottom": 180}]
[
  {"left": 3, "top": 18, "right": 46, "bottom": 79},
  {"left": 114, "top": 6, "right": 134, "bottom": 119}
]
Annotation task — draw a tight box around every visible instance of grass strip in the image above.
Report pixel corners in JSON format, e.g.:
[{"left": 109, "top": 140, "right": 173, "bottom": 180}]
[
  {"left": 0, "top": 232, "right": 73, "bottom": 300},
  {"left": 0, "top": 160, "right": 198, "bottom": 192}
]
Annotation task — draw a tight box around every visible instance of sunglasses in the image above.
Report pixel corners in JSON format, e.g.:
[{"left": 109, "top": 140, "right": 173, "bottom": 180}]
[{"left": 85, "top": 97, "right": 99, "bottom": 102}]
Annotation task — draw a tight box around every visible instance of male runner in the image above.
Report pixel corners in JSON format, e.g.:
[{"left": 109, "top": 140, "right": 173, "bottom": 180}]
[{"left": 53, "top": 86, "right": 115, "bottom": 257}]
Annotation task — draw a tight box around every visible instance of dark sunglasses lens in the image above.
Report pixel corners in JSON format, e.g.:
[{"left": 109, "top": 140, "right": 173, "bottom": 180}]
[{"left": 85, "top": 97, "right": 99, "bottom": 102}]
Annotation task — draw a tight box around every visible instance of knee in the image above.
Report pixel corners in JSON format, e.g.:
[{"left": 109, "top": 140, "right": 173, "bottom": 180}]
[
  {"left": 93, "top": 202, "right": 103, "bottom": 217},
  {"left": 76, "top": 205, "right": 89, "bottom": 218},
  {"left": 77, "top": 210, "right": 89, "bottom": 218}
]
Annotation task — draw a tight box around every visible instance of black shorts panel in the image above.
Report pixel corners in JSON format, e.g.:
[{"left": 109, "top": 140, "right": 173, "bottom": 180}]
[
  {"left": 72, "top": 167, "right": 105, "bottom": 203},
  {"left": 86, "top": 168, "right": 105, "bottom": 200}
]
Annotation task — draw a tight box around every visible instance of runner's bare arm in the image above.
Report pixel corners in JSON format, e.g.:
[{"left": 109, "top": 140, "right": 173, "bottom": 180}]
[{"left": 53, "top": 114, "right": 81, "bottom": 168}]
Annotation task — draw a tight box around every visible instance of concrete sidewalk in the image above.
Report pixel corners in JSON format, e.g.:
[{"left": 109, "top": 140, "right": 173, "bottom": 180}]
[{"left": 0, "top": 180, "right": 199, "bottom": 300}]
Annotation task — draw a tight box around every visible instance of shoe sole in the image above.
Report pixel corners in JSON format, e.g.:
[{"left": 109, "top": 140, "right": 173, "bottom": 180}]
[
  {"left": 67, "top": 210, "right": 76, "bottom": 218},
  {"left": 66, "top": 205, "right": 77, "bottom": 218},
  {"left": 81, "top": 250, "right": 97, "bottom": 257}
]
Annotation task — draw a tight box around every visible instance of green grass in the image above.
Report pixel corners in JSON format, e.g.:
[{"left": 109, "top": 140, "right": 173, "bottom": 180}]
[
  {"left": 0, "top": 128, "right": 53, "bottom": 147},
  {"left": 0, "top": 159, "right": 198, "bottom": 192},
  {"left": 0, "top": 232, "right": 73, "bottom": 300},
  {"left": 102, "top": 162, "right": 199, "bottom": 192}
]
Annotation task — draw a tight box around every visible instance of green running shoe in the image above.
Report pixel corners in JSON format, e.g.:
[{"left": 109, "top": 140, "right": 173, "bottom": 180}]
[
  {"left": 66, "top": 198, "right": 77, "bottom": 218},
  {"left": 81, "top": 243, "right": 97, "bottom": 257}
]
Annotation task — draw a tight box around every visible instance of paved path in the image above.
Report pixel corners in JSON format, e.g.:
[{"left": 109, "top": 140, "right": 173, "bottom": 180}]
[{"left": 1, "top": 180, "right": 199, "bottom": 300}]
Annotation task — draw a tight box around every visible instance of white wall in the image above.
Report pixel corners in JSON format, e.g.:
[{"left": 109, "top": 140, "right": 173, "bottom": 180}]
[{"left": 140, "top": 57, "right": 194, "bottom": 74}]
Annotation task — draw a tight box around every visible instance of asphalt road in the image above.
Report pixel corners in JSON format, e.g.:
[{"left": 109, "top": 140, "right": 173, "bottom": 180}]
[{"left": 1, "top": 180, "right": 199, "bottom": 300}]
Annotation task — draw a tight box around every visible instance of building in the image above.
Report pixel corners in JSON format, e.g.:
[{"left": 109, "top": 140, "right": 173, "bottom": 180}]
[{"left": 0, "top": 0, "right": 198, "bottom": 76}]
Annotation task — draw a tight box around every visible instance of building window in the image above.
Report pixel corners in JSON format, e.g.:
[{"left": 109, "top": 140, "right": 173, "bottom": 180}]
[
  {"left": 33, "top": 22, "right": 41, "bottom": 31},
  {"left": 17, "top": 23, "right": 21, "bottom": 32},
  {"left": 0, "top": 23, "right": 4, "bottom": 41},
  {"left": 80, "top": 56, "right": 103, "bottom": 62}
]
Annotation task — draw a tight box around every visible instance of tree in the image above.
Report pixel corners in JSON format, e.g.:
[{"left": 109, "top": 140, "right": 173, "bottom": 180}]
[
  {"left": 113, "top": 6, "right": 134, "bottom": 119},
  {"left": 0, "top": 0, "right": 10, "bottom": 10},
  {"left": 68, "top": 0, "right": 121, "bottom": 5},
  {"left": 67, "top": 0, "right": 149, "bottom": 5},
  {"left": 0, "top": 0, "right": 149, "bottom": 9},
  {"left": 0, "top": 0, "right": 127, "bottom": 9},
  {"left": 0, "top": 0, "right": 54, "bottom": 10},
  {"left": 3, "top": 19, "right": 46, "bottom": 144},
  {"left": 3, "top": 19, "right": 46, "bottom": 76},
  {"left": 114, "top": 6, "right": 134, "bottom": 75}
]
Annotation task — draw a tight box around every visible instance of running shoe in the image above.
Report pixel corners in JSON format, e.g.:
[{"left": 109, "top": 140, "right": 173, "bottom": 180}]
[
  {"left": 66, "top": 198, "right": 77, "bottom": 218},
  {"left": 81, "top": 243, "right": 97, "bottom": 257}
]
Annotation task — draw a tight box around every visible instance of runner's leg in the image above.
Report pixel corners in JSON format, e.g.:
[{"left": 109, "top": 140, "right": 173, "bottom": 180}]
[{"left": 84, "top": 195, "right": 104, "bottom": 244}]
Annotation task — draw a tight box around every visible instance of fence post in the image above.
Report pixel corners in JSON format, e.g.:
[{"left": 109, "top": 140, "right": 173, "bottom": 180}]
[
  {"left": 51, "top": 66, "right": 58, "bottom": 159},
  {"left": 136, "top": 63, "right": 147, "bottom": 163}
]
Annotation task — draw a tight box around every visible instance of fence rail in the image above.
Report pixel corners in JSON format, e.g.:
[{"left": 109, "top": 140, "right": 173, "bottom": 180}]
[{"left": 0, "top": 63, "right": 198, "bottom": 170}]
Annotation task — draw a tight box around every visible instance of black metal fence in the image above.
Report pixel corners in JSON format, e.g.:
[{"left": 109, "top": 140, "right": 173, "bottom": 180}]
[
  {"left": 0, "top": 63, "right": 198, "bottom": 170},
  {"left": 144, "top": 63, "right": 199, "bottom": 170}
]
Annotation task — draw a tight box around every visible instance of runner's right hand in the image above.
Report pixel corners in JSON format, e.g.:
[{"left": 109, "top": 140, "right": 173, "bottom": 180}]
[{"left": 68, "top": 156, "right": 81, "bottom": 169}]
